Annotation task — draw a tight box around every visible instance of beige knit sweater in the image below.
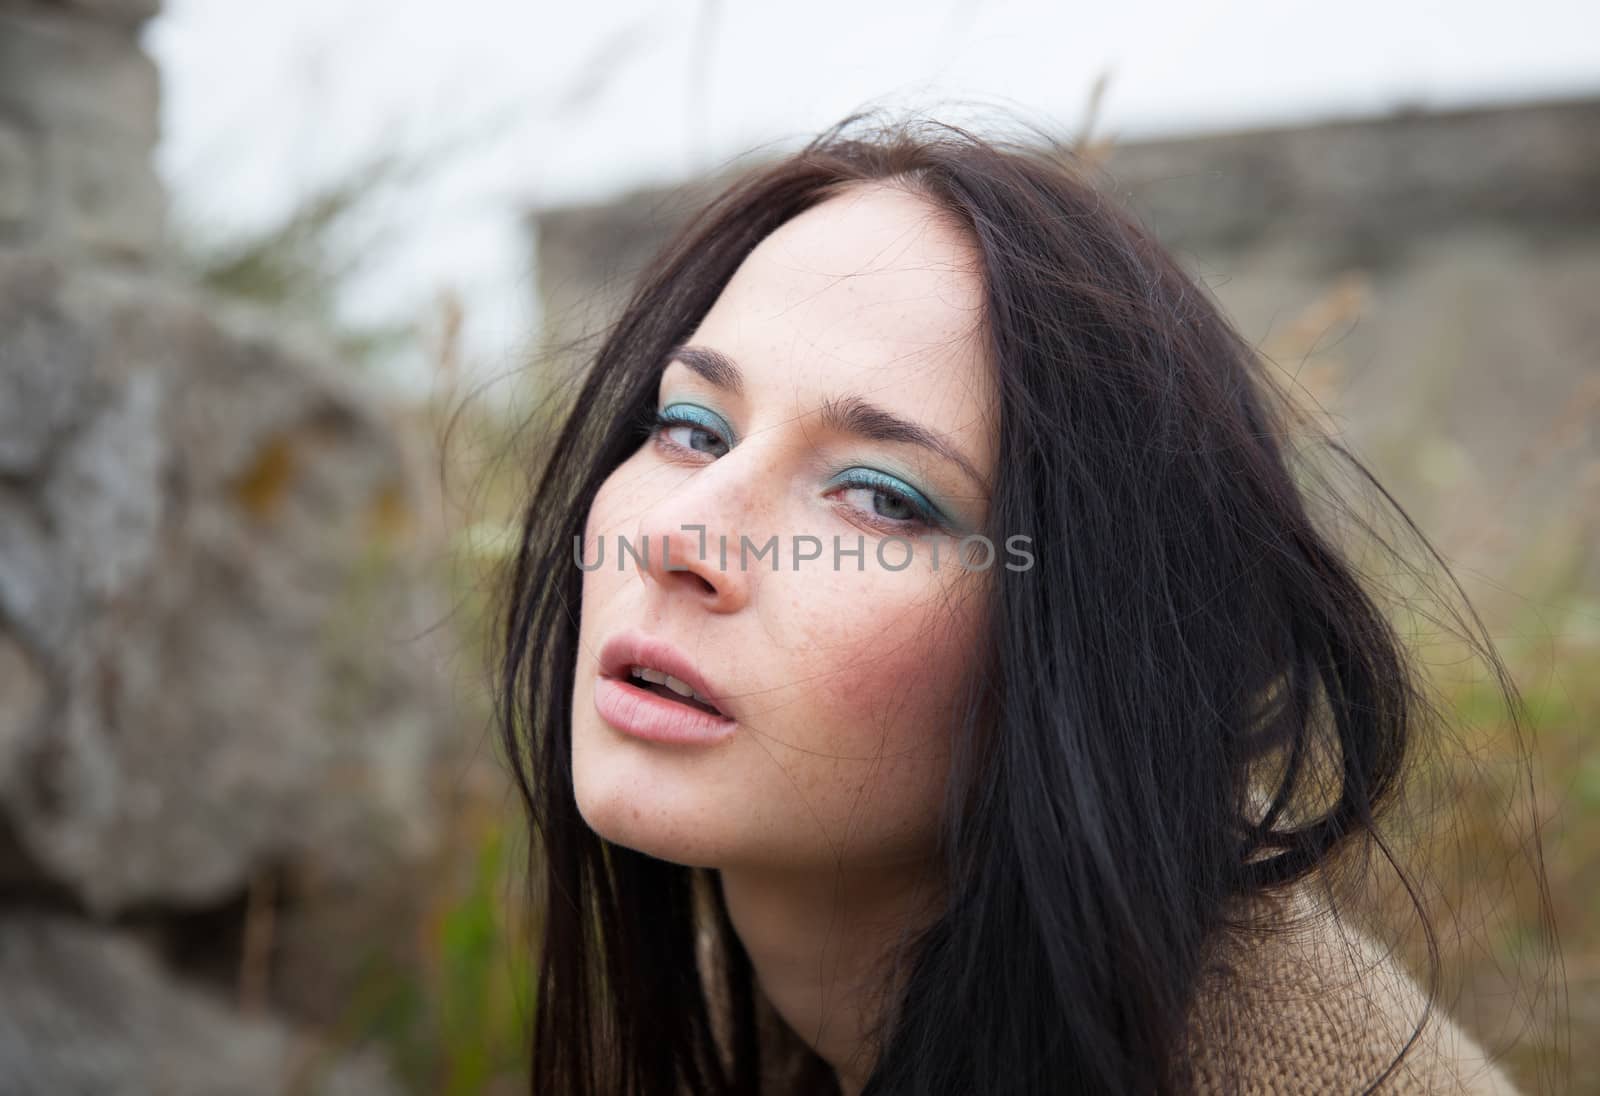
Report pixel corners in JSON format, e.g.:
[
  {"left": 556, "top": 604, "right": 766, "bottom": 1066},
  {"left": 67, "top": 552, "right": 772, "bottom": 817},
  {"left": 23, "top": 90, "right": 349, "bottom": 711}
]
[{"left": 1183, "top": 889, "right": 1518, "bottom": 1094}]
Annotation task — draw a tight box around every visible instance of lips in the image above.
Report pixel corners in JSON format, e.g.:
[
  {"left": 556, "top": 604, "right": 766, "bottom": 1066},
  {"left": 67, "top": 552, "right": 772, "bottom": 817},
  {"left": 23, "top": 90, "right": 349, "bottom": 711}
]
[
  {"left": 594, "top": 631, "right": 737, "bottom": 746},
  {"left": 595, "top": 627, "right": 732, "bottom": 713}
]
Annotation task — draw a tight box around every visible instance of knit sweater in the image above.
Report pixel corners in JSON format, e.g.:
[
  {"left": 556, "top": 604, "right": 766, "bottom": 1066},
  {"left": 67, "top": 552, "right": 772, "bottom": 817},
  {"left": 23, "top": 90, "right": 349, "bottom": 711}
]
[{"left": 1184, "top": 888, "right": 1518, "bottom": 1094}]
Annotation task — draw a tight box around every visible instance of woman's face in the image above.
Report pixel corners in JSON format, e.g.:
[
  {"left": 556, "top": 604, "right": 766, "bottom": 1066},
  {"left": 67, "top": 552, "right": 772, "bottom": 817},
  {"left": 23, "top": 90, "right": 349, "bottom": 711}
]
[{"left": 571, "top": 183, "right": 997, "bottom": 876}]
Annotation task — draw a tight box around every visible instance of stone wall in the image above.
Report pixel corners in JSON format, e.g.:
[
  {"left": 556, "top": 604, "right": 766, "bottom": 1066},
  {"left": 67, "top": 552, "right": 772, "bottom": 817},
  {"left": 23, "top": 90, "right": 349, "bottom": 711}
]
[
  {"left": 0, "top": 0, "right": 166, "bottom": 261},
  {"left": 1, "top": 3, "right": 451, "bottom": 1091}
]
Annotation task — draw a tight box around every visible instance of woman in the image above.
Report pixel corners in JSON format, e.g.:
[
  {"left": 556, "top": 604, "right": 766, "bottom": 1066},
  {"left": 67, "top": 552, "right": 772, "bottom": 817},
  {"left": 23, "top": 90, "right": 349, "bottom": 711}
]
[{"left": 497, "top": 115, "right": 1544, "bottom": 1093}]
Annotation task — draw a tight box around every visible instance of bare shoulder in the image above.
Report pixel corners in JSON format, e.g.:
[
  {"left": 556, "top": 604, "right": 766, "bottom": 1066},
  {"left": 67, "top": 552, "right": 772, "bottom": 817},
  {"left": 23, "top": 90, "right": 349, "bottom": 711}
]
[{"left": 1186, "top": 886, "right": 1518, "bottom": 1095}]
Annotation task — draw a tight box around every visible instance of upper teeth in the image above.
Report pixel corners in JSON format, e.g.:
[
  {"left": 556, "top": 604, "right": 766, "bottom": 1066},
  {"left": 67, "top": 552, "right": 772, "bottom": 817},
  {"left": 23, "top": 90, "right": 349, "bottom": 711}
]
[{"left": 629, "top": 666, "right": 717, "bottom": 709}]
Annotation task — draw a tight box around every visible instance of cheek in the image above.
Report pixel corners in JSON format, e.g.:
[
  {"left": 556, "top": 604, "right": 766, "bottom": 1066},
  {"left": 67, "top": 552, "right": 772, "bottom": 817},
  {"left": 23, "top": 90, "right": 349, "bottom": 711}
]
[
  {"left": 787, "top": 556, "right": 984, "bottom": 712},
  {"left": 576, "top": 454, "right": 656, "bottom": 619},
  {"left": 752, "top": 566, "right": 987, "bottom": 861},
  {"left": 582, "top": 455, "right": 643, "bottom": 553},
  {"left": 796, "top": 583, "right": 974, "bottom": 739}
]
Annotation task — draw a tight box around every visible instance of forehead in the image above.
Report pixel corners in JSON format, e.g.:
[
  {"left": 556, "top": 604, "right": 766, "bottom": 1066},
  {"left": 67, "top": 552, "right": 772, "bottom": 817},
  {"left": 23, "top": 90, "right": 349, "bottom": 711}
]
[{"left": 687, "top": 183, "right": 995, "bottom": 466}]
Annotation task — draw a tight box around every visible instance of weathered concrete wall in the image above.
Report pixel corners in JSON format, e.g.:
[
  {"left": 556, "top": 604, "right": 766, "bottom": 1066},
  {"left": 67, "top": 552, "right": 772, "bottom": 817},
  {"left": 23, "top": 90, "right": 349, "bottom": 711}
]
[
  {"left": 0, "top": 0, "right": 166, "bottom": 260},
  {"left": 1, "top": 2, "right": 450, "bottom": 1090},
  {"left": 1101, "top": 98, "right": 1600, "bottom": 579},
  {"left": 532, "top": 98, "right": 1600, "bottom": 594}
]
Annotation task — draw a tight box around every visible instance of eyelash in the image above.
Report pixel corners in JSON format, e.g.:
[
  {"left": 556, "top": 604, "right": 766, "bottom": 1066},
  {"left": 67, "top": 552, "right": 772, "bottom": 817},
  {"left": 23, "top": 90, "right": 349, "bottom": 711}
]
[{"left": 648, "top": 406, "right": 947, "bottom": 534}]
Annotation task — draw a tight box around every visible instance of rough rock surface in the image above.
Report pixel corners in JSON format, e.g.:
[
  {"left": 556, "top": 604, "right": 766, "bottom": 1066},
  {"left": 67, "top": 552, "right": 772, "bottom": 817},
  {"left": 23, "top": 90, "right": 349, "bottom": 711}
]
[
  {"left": 0, "top": 914, "right": 397, "bottom": 1095},
  {"left": 0, "top": 2, "right": 447, "bottom": 1092},
  {"left": 0, "top": 253, "right": 445, "bottom": 915}
]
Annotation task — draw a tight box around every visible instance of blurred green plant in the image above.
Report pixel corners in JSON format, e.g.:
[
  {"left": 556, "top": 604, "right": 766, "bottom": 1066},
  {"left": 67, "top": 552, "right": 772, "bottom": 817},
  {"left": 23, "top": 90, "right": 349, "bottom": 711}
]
[{"left": 342, "top": 821, "right": 534, "bottom": 1095}]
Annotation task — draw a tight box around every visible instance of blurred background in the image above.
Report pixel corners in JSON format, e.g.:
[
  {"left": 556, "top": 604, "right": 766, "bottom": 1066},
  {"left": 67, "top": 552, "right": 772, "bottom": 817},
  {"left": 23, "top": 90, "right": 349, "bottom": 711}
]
[{"left": 0, "top": 1, "right": 1596, "bottom": 1092}]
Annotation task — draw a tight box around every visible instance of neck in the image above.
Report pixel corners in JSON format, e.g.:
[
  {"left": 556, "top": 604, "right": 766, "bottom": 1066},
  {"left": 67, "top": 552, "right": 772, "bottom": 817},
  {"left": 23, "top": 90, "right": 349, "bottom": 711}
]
[{"left": 719, "top": 859, "right": 941, "bottom": 1096}]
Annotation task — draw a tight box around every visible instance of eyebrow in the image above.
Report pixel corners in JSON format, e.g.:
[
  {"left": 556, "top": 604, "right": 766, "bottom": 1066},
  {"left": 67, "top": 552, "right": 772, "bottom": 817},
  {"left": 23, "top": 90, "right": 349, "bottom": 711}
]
[{"left": 666, "top": 343, "right": 987, "bottom": 489}]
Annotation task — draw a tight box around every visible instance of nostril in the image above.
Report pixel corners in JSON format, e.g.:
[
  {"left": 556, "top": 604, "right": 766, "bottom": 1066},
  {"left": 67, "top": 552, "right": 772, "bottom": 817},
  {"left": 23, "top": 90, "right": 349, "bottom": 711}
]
[{"left": 691, "top": 572, "right": 716, "bottom": 596}]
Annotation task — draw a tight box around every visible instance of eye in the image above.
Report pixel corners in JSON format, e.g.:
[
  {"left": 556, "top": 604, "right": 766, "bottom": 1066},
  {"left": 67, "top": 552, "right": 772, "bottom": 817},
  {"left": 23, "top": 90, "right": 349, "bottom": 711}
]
[
  {"left": 826, "top": 467, "right": 946, "bottom": 533},
  {"left": 652, "top": 403, "right": 732, "bottom": 458}
]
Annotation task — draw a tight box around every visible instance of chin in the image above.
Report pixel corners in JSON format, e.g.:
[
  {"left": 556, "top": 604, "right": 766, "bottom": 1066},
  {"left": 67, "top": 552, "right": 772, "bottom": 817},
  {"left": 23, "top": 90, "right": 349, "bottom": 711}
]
[
  {"left": 570, "top": 724, "right": 735, "bottom": 869},
  {"left": 574, "top": 788, "right": 731, "bottom": 869}
]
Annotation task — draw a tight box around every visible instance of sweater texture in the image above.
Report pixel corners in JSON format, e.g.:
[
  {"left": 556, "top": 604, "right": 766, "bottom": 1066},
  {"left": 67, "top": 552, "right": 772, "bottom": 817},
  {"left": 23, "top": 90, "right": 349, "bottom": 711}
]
[{"left": 1184, "top": 889, "right": 1517, "bottom": 1094}]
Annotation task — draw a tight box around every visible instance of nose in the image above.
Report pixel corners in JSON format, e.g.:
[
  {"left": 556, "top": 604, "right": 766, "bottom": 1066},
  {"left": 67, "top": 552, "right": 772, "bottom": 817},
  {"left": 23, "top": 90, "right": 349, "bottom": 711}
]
[{"left": 631, "top": 459, "right": 758, "bottom": 615}]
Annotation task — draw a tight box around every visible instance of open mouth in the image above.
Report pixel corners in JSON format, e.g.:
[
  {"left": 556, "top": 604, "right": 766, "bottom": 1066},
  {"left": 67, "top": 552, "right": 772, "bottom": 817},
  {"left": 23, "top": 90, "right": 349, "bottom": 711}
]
[{"left": 626, "top": 665, "right": 726, "bottom": 718}]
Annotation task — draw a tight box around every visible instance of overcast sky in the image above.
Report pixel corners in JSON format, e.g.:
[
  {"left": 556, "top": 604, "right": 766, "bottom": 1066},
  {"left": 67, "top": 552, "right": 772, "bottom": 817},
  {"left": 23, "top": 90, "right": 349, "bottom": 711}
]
[{"left": 143, "top": 0, "right": 1600, "bottom": 389}]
